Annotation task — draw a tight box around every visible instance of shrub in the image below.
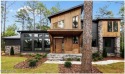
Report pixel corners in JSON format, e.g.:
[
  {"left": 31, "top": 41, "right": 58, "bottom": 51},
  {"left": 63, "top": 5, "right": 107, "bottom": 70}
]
[
  {"left": 35, "top": 56, "right": 41, "bottom": 60},
  {"left": 92, "top": 52, "right": 103, "bottom": 61},
  {"left": 120, "top": 48, "right": 124, "bottom": 58},
  {"left": 10, "top": 47, "right": 14, "bottom": 55},
  {"left": 35, "top": 53, "right": 42, "bottom": 60},
  {"left": 66, "top": 58, "right": 72, "bottom": 61},
  {"left": 103, "top": 48, "right": 107, "bottom": 57},
  {"left": 98, "top": 56, "right": 103, "bottom": 60},
  {"left": 92, "top": 52, "right": 99, "bottom": 59},
  {"left": 64, "top": 61, "right": 72, "bottom": 68},
  {"left": 43, "top": 53, "right": 47, "bottom": 58},
  {"left": 28, "top": 59, "right": 37, "bottom": 67},
  {"left": 76, "top": 58, "right": 80, "bottom": 61}
]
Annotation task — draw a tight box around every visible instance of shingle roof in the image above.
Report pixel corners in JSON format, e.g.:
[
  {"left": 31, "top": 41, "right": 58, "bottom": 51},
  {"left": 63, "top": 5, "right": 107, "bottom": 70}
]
[{"left": 48, "top": 4, "right": 83, "bottom": 20}]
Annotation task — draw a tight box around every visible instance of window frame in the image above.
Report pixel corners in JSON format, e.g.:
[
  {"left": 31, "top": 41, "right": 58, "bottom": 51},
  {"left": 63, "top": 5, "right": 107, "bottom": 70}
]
[
  {"left": 72, "top": 15, "right": 79, "bottom": 28},
  {"left": 72, "top": 36, "right": 79, "bottom": 44},
  {"left": 53, "top": 20, "right": 64, "bottom": 29},
  {"left": 107, "top": 21, "right": 112, "bottom": 32},
  {"left": 113, "top": 21, "right": 118, "bottom": 32}
]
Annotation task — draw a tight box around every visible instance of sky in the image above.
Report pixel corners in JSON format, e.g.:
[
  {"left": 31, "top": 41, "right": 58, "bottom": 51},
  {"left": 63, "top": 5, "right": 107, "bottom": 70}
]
[{"left": 2, "top": 1, "right": 124, "bottom": 31}]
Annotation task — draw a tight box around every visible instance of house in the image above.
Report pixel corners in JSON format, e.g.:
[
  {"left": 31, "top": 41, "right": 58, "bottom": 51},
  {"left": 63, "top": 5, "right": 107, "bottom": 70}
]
[
  {"left": 3, "top": 4, "right": 121, "bottom": 56},
  {"left": 47, "top": 4, "right": 121, "bottom": 56}
]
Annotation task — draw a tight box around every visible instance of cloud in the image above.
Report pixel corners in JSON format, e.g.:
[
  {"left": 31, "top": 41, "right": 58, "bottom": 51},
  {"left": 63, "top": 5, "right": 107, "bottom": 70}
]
[{"left": 17, "top": 6, "right": 31, "bottom": 13}]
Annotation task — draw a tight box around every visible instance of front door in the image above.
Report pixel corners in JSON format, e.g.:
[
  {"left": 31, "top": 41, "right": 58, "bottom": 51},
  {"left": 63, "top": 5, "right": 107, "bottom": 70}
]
[
  {"left": 55, "top": 38, "right": 63, "bottom": 53},
  {"left": 103, "top": 38, "right": 115, "bottom": 53}
]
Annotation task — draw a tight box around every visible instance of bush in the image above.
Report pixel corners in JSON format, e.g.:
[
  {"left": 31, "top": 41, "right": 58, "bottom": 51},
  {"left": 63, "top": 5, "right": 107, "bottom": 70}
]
[
  {"left": 66, "top": 58, "right": 72, "bottom": 61},
  {"left": 35, "top": 54, "right": 42, "bottom": 60},
  {"left": 10, "top": 47, "right": 14, "bottom": 55},
  {"left": 92, "top": 52, "right": 103, "bottom": 61},
  {"left": 103, "top": 48, "right": 107, "bottom": 57},
  {"left": 64, "top": 61, "right": 72, "bottom": 68},
  {"left": 28, "top": 59, "right": 37, "bottom": 67},
  {"left": 43, "top": 53, "right": 47, "bottom": 58},
  {"left": 120, "top": 48, "right": 124, "bottom": 58},
  {"left": 76, "top": 58, "right": 80, "bottom": 61}
]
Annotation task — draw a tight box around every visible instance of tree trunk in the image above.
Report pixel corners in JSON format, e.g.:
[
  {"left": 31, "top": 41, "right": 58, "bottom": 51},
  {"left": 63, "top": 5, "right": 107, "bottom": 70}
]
[
  {"left": 81, "top": 0, "right": 93, "bottom": 73},
  {"left": 3, "top": 1, "right": 6, "bottom": 36}
]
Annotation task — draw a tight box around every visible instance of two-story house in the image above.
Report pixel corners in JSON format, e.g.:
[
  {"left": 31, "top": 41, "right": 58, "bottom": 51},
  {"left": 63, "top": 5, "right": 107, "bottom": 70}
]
[
  {"left": 47, "top": 4, "right": 121, "bottom": 56},
  {"left": 3, "top": 4, "right": 121, "bottom": 56}
]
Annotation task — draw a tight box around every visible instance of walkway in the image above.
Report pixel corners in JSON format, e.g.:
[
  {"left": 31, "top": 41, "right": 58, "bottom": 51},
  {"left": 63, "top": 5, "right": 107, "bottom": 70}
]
[{"left": 44, "top": 60, "right": 124, "bottom": 65}]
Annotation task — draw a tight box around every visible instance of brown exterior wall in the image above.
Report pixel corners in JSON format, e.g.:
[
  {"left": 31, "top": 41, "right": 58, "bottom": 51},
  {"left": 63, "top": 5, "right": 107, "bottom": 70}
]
[
  {"left": 101, "top": 20, "right": 120, "bottom": 37},
  {"left": 50, "top": 36, "right": 80, "bottom": 54},
  {"left": 50, "top": 8, "right": 81, "bottom": 29}
]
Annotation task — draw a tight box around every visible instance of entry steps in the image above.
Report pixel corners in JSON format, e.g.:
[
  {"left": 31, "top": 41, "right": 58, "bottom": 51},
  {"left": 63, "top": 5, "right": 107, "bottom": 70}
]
[{"left": 47, "top": 53, "right": 82, "bottom": 61}]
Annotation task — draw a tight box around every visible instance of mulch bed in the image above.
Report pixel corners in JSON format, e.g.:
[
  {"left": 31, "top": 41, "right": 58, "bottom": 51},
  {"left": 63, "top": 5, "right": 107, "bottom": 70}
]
[
  {"left": 59, "top": 64, "right": 102, "bottom": 73},
  {"left": 103, "top": 56, "right": 124, "bottom": 60},
  {"left": 14, "top": 58, "right": 47, "bottom": 69}
]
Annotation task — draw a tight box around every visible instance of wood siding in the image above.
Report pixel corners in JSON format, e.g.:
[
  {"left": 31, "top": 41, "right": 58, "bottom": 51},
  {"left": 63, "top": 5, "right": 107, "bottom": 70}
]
[
  {"left": 101, "top": 20, "right": 120, "bottom": 37},
  {"left": 50, "top": 8, "right": 81, "bottom": 29}
]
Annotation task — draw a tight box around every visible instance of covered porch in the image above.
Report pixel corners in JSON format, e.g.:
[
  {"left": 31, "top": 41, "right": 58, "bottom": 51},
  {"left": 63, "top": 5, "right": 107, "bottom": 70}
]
[{"left": 47, "top": 29, "right": 83, "bottom": 54}]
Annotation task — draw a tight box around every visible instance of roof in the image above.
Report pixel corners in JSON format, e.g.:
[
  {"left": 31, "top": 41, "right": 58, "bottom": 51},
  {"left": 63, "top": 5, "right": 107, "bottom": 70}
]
[
  {"left": 3, "top": 35, "right": 20, "bottom": 39},
  {"left": 96, "top": 17, "right": 122, "bottom": 20},
  {"left": 17, "top": 30, "right": 48, "bottom": 33},
  {"left": 48, "top": 4, "right": 83, "bottom": 20},
  {"left": 81, "top": 17, "right": 122, "bottom": 22}
]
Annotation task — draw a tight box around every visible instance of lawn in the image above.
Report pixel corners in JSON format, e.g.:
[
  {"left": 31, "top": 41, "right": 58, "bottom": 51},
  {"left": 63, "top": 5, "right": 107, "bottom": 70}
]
[
  {"left": 95, "top": 62, "right": 124, "bottom": 73},
  {"left": 1, "top": 56, "right": 59, "bottom": 73},
  {"left": 1, "top": 56, "right": 124, "bottom": 73}
]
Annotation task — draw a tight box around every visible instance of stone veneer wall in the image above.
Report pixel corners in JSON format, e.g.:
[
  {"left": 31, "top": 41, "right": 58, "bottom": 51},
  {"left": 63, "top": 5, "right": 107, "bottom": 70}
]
[
  {"left": 115, "top": 37, "right": 120, "bottom": 56},
  {"left": 98, "top": 21, "right": 103, "bottom": 53},
  {"left": 5, "top": 45, "right": 20, "bottom": 55}
]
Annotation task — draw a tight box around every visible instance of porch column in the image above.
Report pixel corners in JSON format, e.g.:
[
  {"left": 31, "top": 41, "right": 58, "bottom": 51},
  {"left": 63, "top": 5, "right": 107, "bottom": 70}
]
[
  {"left": 98, "top": 21, "right": 103, "bottom": 54},
  {"left": 115, "top": 37, "right": 120, "bottom": 56}
]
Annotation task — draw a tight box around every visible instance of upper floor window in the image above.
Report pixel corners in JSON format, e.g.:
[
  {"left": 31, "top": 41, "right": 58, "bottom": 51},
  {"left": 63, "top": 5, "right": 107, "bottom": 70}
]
[
  {"left": 107, "top": 21, "right": 112, "bottom": 32},
  {"left": 53, "top": 20, "right": 64, "bottom": 29},
  {"left": 73, "top": 16, "right": 78, "bottom": 28},
  {"left": 107, "top": 21, "right": 118, "bottom": 32},
  {"left": 113, "top": 21, "right": 118, "bottom": 32},
  {"left": 73, "top": 36, "right": 78, "bottom": 44}
]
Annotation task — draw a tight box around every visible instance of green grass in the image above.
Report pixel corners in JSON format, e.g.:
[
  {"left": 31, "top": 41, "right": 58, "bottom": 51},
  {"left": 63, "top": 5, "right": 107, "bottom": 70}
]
[
  {"left": 1, "top": 56, "right": 59, "bottom": 73},
  {"left": 95, "top": 62, "right": 124, "bottom": 73}
]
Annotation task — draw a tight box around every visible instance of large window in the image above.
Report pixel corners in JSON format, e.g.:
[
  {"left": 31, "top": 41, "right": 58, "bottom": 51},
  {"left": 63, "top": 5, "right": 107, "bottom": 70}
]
[
  {"left": 22, "top": 33, "right": 50, "bottom": 52},
  {"left": 73, "top": 16, "right": 78, "bottom": 28},
  {"left": 23, "top": 39, "right": 32, "bottom": 51},
  {"left": 107, "top": 21, "right": 112, "bottom": 32},
  {"left": 113, "top": 21, "right": 118, "bottom": 32},
  {"left": 73, "top": 36, "right": 78, "bottom": 44},
  {"left": 34, "top": 39, "right": 42, "bottom": 51},
  {"left": 107, "top": 21, "right": 118, "bottom": 32},
  {"left": 53, "top": 20, "right": 64, "bottom": 29}
]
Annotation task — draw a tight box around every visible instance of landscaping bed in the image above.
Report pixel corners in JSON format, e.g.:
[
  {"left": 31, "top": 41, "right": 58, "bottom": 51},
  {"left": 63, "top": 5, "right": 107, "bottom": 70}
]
[
  {"left": 14, "top": 53, "right": 47, "bottom": 69},
  {"left": 14, "top": 58, "right": 47, "bottom": 69},
  {"left": 59, "top": 64, "right": 102, "bottom": 73},
  {"left": 103, "top": 56, "right": 124, "bottom": 60}
]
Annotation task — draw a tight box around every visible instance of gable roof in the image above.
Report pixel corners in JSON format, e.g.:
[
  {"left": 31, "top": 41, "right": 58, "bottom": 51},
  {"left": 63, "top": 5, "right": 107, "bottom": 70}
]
[{"left": 48, "top": 4, "right": 83, "bottom": 20}]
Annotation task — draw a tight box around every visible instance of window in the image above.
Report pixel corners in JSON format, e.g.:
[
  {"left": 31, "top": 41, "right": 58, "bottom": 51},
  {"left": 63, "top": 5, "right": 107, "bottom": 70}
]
[
  {"left": 23, "top": 39, "right": 32, "bottom": 51},
  {"left": 92, "top": 39, "right": 97, "bottom": 47},
  {"left": 24, "top": 34, "right": 32, "bottom": 37},
  {"left": 53, "top": 20, "right": 64, "bottom": 29},
  {"left": 113, "top": 21, "right": 118, "bottom": 32},
  {"left": 73, "top": 16, "right": 78, "bottom": 28},
  {"left": 34, "top": 39, "right": 42, "bottom": 51},
  {"left": 73, "top": 36, "right": 78, "bottom": 44},
  {"left": 107, "top": 21, "right": 112, "bottom": 32},
  {"left": 34, "top": 34, "right": 42, "bottom": 37}
]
